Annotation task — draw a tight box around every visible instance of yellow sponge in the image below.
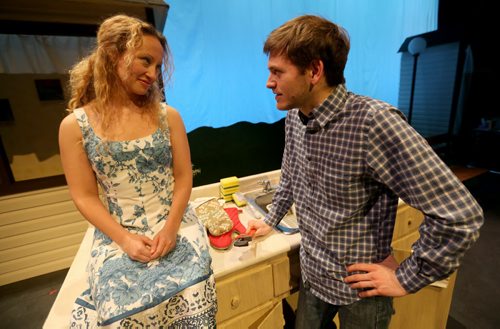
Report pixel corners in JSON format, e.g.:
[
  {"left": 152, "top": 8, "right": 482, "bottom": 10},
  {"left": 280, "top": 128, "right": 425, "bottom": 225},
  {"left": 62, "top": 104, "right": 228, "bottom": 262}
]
[
  {"left": 220, "top": 194, "right": 233, "bottom": 202},
  {"left": 220, "top": 185, "right": 239, "bottom": 195},
  {"left": 232, "top": 192, "right": 247, "bottom": 207},
  {"left": 220, "top": 176, "right": 239, "bottom": 189},
  {"left": 219, "top": 176, "right": 240, "bottom": 202}
]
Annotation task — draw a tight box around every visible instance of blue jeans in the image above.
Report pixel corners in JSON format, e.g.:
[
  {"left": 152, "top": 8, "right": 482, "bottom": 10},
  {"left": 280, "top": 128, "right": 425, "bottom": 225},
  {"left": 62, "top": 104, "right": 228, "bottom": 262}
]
[{"left": 295, "top": 280, "right": 393, "bottom": 329}]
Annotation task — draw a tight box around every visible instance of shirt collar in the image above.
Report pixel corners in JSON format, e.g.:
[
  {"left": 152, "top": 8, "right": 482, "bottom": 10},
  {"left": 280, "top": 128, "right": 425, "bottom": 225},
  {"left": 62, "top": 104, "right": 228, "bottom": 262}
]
[
  {"left": 298, "top": 110, "right": 313, "bottom": 125},
  {"left": 307, "top": 84, "right": 348, "bottom": 129}
]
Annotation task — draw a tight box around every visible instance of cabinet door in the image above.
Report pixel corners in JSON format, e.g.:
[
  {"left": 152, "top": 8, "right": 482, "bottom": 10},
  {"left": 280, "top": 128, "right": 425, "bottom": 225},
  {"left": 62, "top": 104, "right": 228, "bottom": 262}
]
[
  {"left": 272, "top": 256, "right": 291, "bottom": 297},
  {"left": 257, "top": 301, "right": 285, "bottom": 329},
  {"left": 216, "top": 264, "right": 274, "bottom": 323},
  {"left": 392, "top": 204, "right": 424, "bottom": 242},
  {"left": 390, "top": 226, "right": 457, "bottom": 329},
  {"left": 390, "top": 272, "right": 457, "bottom": 329}
]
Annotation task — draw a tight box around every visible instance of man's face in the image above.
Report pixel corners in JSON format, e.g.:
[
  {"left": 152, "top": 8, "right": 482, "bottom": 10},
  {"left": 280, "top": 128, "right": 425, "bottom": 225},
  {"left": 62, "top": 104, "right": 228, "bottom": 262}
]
[{"left": 266, "top": 53, "right": 311, "bottom": 111}]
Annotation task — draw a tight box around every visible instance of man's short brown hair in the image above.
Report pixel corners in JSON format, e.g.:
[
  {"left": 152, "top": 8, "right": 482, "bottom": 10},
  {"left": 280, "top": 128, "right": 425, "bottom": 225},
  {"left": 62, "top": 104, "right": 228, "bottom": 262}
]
[{"left": 264, "top": 15, "right": 350, "bottom": 86}]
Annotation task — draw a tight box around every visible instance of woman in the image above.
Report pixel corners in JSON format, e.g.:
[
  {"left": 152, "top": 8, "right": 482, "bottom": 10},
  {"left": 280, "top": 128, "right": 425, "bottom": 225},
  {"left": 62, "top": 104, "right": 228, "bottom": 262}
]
[{"left": 59, "top": 15, "right": 217, "bottom": 328}]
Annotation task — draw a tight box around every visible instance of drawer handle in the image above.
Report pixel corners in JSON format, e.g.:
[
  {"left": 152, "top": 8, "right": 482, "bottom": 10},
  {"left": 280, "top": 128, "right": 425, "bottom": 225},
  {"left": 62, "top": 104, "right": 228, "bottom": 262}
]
[
  {"left": 231, "top": 296, "right": 240, "bottom": 309},
  {"left": 407, "top": 219, "right": 412, "bottom": 226}
]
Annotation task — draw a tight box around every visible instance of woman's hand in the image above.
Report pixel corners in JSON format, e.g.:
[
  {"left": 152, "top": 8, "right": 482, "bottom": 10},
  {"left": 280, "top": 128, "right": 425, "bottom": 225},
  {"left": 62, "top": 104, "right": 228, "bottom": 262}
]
[
  {"left": 150, "top": 226, "right": 177, "bottom": 260},
  {"left": 120, "top": 232, "right": 154, "bottom": 263}
]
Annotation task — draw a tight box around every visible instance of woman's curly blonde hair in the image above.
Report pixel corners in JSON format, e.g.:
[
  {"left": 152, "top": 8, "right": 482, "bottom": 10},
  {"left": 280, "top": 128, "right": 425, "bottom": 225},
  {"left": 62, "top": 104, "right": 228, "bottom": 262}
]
[{"left": 67, "top": 15, "right": 172, "bottom": 135}]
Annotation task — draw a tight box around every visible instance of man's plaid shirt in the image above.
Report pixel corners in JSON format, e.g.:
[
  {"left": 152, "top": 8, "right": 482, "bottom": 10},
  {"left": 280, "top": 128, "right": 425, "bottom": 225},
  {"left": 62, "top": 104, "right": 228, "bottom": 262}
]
[{"left": 264, "top": 84, "right": 483, "bottom": 305}]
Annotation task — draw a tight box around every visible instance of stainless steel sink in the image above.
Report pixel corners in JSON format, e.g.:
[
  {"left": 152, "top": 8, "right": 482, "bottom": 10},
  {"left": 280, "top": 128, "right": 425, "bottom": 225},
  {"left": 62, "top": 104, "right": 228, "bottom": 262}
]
[
  {"left": 243, "top": 190, "right": 299, "bottom": 234},
  {"left": 243, "top": 190, "right": 274, "bottom": 216},
  {"left": 254, "top": 192, "right": 275, "bottom": 214}
]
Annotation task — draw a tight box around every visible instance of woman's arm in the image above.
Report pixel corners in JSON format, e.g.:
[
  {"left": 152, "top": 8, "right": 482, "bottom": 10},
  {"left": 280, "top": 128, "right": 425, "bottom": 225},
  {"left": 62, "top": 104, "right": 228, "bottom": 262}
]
[
  {"left": 150, "top": 105, "right": 192, "bottom": 259},
  {"left": 59, "top": 113, "right": 153, "bottom": 262}
]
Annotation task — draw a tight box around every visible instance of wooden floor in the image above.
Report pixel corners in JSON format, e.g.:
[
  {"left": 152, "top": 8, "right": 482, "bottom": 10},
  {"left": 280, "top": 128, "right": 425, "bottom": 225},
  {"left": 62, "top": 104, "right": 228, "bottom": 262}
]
[{"left": 450, "top": 165, "right": 488, "bottom": 182}]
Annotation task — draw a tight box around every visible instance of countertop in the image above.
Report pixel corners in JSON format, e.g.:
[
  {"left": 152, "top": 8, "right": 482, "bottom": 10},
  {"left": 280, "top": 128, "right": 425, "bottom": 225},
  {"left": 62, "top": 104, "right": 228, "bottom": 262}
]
[
  {"left": 210, "top": 200, "right": 300, "bottom": 278},
  {"left": 43, "top": 169, "right": 300, "bottom": 328}
]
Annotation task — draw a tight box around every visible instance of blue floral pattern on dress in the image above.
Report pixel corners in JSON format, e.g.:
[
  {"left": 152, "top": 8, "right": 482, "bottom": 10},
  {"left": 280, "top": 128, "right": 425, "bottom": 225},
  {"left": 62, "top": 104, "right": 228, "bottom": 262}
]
[{"left": 70, "top": 107, "right": 217, "bottom": 328}]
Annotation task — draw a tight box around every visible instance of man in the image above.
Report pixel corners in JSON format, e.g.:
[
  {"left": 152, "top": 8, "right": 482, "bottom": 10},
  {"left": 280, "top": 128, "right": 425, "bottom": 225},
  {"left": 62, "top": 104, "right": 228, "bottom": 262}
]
[{"left": 247, "top": 15, "right": 483, "bottom": 329}]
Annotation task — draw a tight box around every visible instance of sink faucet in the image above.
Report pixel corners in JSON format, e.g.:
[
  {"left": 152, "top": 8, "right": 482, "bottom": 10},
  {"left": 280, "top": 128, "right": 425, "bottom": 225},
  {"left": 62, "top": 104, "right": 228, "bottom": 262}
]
[{"left": 258, "top": 179, "right": 273, "bottom": 193}]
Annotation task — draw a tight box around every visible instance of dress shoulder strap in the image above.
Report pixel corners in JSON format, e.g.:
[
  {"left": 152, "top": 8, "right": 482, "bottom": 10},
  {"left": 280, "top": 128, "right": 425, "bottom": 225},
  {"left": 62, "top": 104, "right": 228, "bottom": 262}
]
[
  {"left": 160, "top": 102, "right": 168, "bottom": 117},
  {"left": 72, "top": 108, "right": 90, "bottom": 131},
  {"left": 158, "top": 102, "right": 170, "bottom": 134}
]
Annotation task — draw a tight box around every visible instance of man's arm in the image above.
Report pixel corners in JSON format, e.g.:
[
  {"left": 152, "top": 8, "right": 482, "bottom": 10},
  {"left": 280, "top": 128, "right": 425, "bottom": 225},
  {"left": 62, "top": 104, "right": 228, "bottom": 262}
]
[
  {"left": 347, "top": 108, "right": 483, "bottom": 295},
  {"left": 249, "top": 112, "right": 295, "bottom": 236}
]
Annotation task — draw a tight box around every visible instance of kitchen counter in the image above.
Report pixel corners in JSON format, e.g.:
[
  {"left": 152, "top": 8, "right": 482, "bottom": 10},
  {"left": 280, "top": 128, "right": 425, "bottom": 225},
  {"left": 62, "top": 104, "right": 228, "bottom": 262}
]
[{"left": 43, "top": 169, "right": 300, "bottom": 328}]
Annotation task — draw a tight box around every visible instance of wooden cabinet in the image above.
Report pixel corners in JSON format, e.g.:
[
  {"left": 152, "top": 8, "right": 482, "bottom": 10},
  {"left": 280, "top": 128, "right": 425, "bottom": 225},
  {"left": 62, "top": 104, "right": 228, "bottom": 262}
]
[
  {"left": 390, "top": 202, "right": 457, "bottom": 329},
  {"left": 215, "top": 255, "right": 290, "bottom": 328},
  {"left": 391, "top": 203, "right": 425, "bottom": 243}
]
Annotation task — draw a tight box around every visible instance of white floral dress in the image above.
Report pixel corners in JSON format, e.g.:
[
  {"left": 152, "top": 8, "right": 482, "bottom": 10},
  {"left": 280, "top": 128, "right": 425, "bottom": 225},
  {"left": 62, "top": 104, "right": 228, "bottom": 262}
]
[{"left": 70, "top": 107, "right": 217, "bottom": 328}]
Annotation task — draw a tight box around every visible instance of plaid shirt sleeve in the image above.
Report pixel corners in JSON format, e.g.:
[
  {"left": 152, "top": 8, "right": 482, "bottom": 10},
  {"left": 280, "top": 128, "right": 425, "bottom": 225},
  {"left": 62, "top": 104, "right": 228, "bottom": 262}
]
[
  {"left": 264, "top": 112, "right": 295, "bottom": 227},
  {"left": 367, "top": 108, "right": 484, "bottom": 293}
]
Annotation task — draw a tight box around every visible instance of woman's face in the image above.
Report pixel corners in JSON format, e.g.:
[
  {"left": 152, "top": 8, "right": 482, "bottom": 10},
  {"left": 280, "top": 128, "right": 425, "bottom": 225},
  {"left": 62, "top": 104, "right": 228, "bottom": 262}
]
[{"left": 117, "top": 35, "right": 164, "bottom": 97}]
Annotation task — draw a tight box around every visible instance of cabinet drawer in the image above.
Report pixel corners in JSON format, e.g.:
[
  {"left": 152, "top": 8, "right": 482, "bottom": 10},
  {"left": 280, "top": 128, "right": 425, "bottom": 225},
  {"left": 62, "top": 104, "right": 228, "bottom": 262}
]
[
  {"left": 393, "top": 204, "right": 424, "bottom": 241},
  {"left": 218, "top": 300, "right": 282, "bottom": 329},
  {"left": 216, "top": 264, "right": 274, "bottom": 323}
]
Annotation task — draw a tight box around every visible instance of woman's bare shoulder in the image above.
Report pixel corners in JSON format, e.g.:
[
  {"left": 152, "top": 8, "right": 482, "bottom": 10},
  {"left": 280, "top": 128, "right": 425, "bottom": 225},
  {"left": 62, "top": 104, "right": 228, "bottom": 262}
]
[
  {"left": 60, "top": 112, "right": 77, "bottom": 127},
  {"left": 59, "top": 112, "right": 83, "bottom": 139},
  {"left": 163, "top": 104, "right": 180, "bottom": 116}
]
